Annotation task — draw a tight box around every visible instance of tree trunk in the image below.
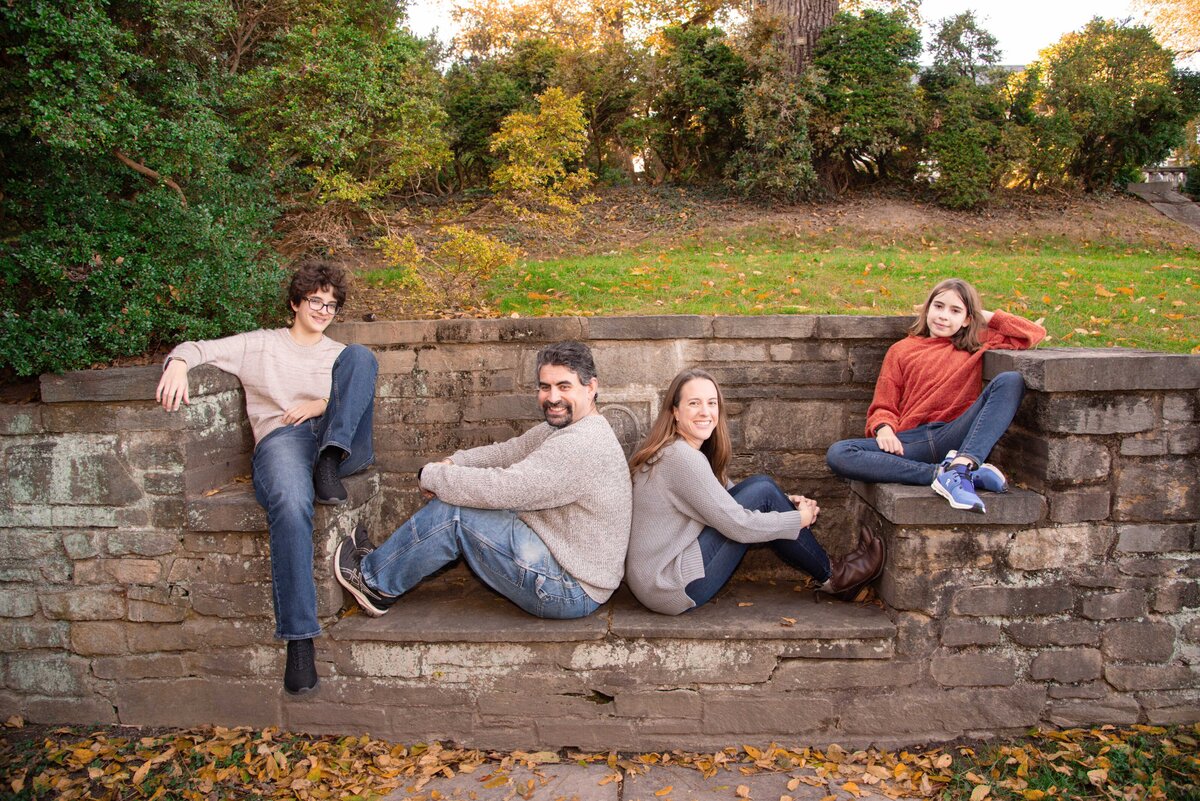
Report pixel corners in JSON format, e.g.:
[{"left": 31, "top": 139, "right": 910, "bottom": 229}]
[{"left": 757, "top": 0, "right": 839, "bottom": 73}]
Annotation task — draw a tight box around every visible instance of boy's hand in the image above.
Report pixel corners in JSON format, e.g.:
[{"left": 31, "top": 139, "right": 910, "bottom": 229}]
[
  {"left": 281, "top": 398, "right": 327, "bottom": 426},
  {"left": 156, "top": 360, "right": 190, "bottom": 411},
  {"left": 875, "top": 425, "right": 904, "bottom": 455}
]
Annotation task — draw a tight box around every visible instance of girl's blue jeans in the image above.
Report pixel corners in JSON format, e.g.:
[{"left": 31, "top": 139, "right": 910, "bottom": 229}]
[
  {"left": 684, "top": 474, "right": 832, "bottom": 608},
  {"left": 361, "top": 499, "right": 600, "bottom": 619},
  {"left": 252, "top": 344, "right": 377, "bottom": 640},
  {"left": 825, "top": 371, "right": 1025, "bottom": 486}
]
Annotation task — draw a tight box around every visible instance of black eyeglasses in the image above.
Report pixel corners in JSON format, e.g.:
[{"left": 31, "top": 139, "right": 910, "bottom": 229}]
[{"left": 304, "top": 296, "right": 339, "bottom": 314}]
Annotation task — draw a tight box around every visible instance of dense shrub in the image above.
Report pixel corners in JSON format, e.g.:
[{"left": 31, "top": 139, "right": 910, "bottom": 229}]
[
  {"left": 374, "top": 227, "right": 519, "bottom": 312},
  {"left": 0, "top": 0, "right": 283, "bottom": 376}
]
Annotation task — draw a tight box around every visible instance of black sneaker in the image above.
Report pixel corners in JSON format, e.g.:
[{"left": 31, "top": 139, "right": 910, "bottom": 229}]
[
  {"left": 348, "top": 523, "right": 374, "bottom": 560},
  {"left": 314, "top": 449, "right": 347, "bottom": 505},
  {"left": 334, "top": 533, "right": 395, "bottom": 617},
  {"left": 284, "top": 638, "right": 318, "bottom": 695}
]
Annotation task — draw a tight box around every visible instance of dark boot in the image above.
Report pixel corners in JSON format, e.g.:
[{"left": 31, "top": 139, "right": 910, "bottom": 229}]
[
  {"left": 313, "top": 447, "right": 348, "bottom": 505},
  {"left": 825, "top": 527, "right": 886, "bottom": 602},
  {"left": 284, "top": 637, "right": 318, "bottom": 695}
]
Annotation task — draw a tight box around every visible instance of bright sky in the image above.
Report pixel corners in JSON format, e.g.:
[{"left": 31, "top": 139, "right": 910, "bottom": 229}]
[{"left": 403, "top": 0, "right": 1144, "bottom": 66}]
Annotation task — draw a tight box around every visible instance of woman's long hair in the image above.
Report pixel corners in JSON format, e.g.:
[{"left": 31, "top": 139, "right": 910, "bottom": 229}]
[
  {"left": 908, "top": 277, "right": 986, "bottom": 352},
  {"left": 628, "top": 368, "right": 731, "bottom": 485}
]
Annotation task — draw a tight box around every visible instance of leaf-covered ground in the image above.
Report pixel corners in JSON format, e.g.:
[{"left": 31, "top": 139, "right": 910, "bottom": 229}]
[{"left": 2, "top": 717, "right": 1196, "bottom": 800}]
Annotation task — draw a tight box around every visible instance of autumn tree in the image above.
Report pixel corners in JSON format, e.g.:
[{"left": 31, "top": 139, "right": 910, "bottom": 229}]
[{"left": 1135, "top": 0, "right": 1200, "bottom": 57}]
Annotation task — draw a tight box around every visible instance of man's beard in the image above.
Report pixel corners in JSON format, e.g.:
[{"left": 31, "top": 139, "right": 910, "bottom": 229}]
[{"left": 543, "top": 401, "right": 572, "bottom": 428}]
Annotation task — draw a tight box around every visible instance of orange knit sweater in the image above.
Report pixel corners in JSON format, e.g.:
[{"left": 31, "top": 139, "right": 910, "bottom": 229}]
[{"left": 865, "top": 310, "right": 1046, "bottom": 437}]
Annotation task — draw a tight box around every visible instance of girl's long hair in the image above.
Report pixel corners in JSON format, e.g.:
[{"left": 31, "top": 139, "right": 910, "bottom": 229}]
[
  {"left": 908, "top": 277, "right": 986, "bottom": 352},
  {"left": 628, "top": 368, "right": 731, "bottom": 485}
]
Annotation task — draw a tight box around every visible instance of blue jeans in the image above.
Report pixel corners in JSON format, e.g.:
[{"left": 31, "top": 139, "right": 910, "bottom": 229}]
[
  {"left": 684, "top": 474, "right": 832, "bottom": 608},
  {"left": 361, "top": 499, "right": 600, "bottom": 619},
  {"left": 252, "top": 344, "right": 377, "bottom": 640},
  {"left": 825, "top": 371, "right": 1025, "bottom": 486}
]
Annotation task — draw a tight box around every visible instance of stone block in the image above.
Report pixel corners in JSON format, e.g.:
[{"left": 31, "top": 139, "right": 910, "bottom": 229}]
[
  {"left": 142, "top": 470, "right": 184, "bottom": 495},
  {"left": 115, "top": 678, "right": 281, "bottom": 728},
  {"left": 1048, "top": 681, "right": 1109, "bottom": 700},
  {"left": 701, "top": 693, "right": 836, "bottom": 733},
  {"left": 40, "top": 365, "right": 163, "bottom": 403},
  {"left": 710, "top": 315, "right": 817, "bottom": 339},
  {"left": 0, "top": 620, "right": 69, "bottom": 650},
  {"left": 6, "top": 438, "right": 141, "bottom": 506},
  {"left": 1102, "top": 621, "right": 1177, "bottom": 662},
  {"left": 767, "top": 341, "right": 846, "bottom": 362},
  {"left": 0, "top": 531, "right": 60, "bottom": 560},
  {"left": 878, "top": 568, "right": 954, "bottom": 616},
  {"left": 1026, "top": 394, "right": 1157, "bottom": 435},
  {"left": 742, "top": 400, "right": 845, "bottom": 450},
  {"left": 771, "top": 658, "right": 923, "bottom": 689},
  {"left": 851, "top": 482, "right": 1045, "bottom": 526},
  {"left": 566, "top": 639, "right": 778, "bottom": 686},
  {"left": 1168, "top": 423, "right": 1200, "bottom": 454},
  {"left": 1007, "top": 524, "right": 1107, "bottom": 571},
  {"left": 1164, "top": 393, "right": 1196, "bottom": 422},
  {"left": 6, "top": 654, "right": 89, "bottom": 695},
  {"left": 989, "top": 348, "right": 1200, "bottom": 392},
  {"left": 1029, "top": 648, "right": 1103, "bottom": 682},
  {"left": 0, "top": 588, "right": 39, "bottom": 618},
  {"left": 892, "top": 611, "right": 940, "bottom": 659},
  {"left": 612, "top": 689, "right": 702, "bottom": 719},
  {"left": 592, "top": 343, "right": 687, "bottom": 387},
  {"left": 588, "top": 315, "right": 710, "bottom": 340},
  {"left": 105, "top": 530, "right": 181, "bottom": 557},
  {"left": 127, "top": 585, "right": 190, "bottom": 623},
  {"left": 108, "top": 558, "right": 163, "bottom": 585},
  {"left": 40, "top": 588, "right": 125, "bottom": 621},
  {"left": 1046, "top": 696, "right": 1140, "bottom": 727},
  {"left": 850, "top": 345, "right": 891, "bottom": 383},
  {"left": 41, "top": 401, "right": 193, "bottom": 434},
  {"left": 4, "top": 693, "right": 118, "bottom": 725},
  {"left": 815, "top": 315, "right": 910, "bottom": 340},
  {"left": 839, "top": 686, "right": 1046, "bottom": 736},
  {"left": 1081, "top": 591, "right": 1147, "bottom": 620},
  {"left": 997, "top": 432, "right": 1110, "bottom": 485},
  {"left": 708, "top": 361, "right": 851, "bottom": 388},
  {"left": 1118, "top": 523, "right": 1196, "bottom": 553},
  {"left": 942, "top": 620, "right": 1002, "bottom": 647},
  {"left": 1121, "top": 434, "right": 1168, "bottom": 457},
  {"left": 62, "top": 532, "right": 100, "bottom": 560},
  {"left": 70, "top": 621, "right": 130, "bottom": 655},
  {"left": 1139, "top": 691, "right": 1200, "bottom": 725},
  {"left": 1047, "top": 488, "right": 1111, "bottom": 523},
  {"left": 533, "top": 718, "right": 638, "bottom": 750},
  {"left": 0, "top": 404, "right": 43, "bottom": 435},
  {"left": 931, "top": 652, "right": 1018, "bottom": 687},
  {"left": 92, "top": 653, "right": 189, "bottom": 680},
  {"left": 952, "top": 586, "right": 1074, "bottom": 617},
  {"left": 1115, "top": 458, "right": 1198, "bottom": 521},
  {"left": 1007, "top": 621, "right": 1099, "bottom": 647},
  {"left": 1106, "top": 664, "right": 1199, "bottom": 691},
  {"left": 1152, "top": 580, "right": 1200, "bottom": 613}
]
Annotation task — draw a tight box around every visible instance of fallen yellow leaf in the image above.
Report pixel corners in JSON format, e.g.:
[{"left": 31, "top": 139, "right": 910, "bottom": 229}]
[
  {"left": 655, "top": 786, "right": 673, "bottom": 796},
  {"left": 970, "top": 785, "right": 991, "bottom": 801},
  {"left": 736, "top": 784, "right": 751, "bottom": 797}
]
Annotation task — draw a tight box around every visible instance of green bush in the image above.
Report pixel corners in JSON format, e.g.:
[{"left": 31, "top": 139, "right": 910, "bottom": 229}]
[{"left": 0, "top": 0, "right": 283, "bottom": 377}]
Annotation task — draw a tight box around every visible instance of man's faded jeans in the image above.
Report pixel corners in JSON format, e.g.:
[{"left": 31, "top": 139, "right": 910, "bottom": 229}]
[
  {"left": 361, "top": 499, "right": 600, "bottom": 619},
  {"left": 253, "top": 344, "right": 377, "bottom": 640}
]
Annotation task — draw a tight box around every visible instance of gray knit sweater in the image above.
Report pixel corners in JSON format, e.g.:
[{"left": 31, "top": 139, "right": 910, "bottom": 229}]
[
  {"left": 419, "top": 414, "right": 632, "bottom": 603},
  {"left": 625, "top": 439, "right": 804, "bottom": 614}
]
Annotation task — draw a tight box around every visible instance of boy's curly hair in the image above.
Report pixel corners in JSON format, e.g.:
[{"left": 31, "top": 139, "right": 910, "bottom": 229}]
[{"left": 287, "top": 260, "right": 348, "bottom": 313}]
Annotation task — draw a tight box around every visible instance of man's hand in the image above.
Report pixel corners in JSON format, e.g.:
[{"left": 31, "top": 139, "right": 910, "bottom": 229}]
[
  {"left": 281, "top": 398, "right": 327, "bottom": 426},
  {"left": 419, "top": 458, "right": 453, "bottom": 499},
  {"left": 875, "top": 425, "right": 904, "bottom": 455},
  {"left": 156, "top": 360, "right": 190, "bottom": 412},
  {"left": 787, "top": 494, "right": 820, "bottom": 529}
]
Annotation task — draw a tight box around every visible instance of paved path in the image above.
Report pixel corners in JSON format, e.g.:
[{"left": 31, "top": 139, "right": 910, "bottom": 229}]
[
  {"left": 383, "top": 762, "right": 908, "bottom": 800},
  {"left": 1126, "top": 182, "right": 1200, "bottom": 234}
]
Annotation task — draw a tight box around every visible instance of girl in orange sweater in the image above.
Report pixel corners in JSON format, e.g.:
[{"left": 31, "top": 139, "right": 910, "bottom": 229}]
[{"left": 826, "top": 278, "right": 1046, "bottom": 513}]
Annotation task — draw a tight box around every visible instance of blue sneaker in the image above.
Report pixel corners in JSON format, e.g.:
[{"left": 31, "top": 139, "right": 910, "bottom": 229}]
[
  {"left": 943, "top": 450, "right": 1007, "bottom": 493},
  {"left": 933, "top": 464, "right": 986, "bottom": 513}
]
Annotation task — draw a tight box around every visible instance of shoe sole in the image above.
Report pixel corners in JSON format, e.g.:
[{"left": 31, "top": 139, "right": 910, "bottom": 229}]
[
  {"left": 315, "top": 496, "right": 348, "bottom": 506},
  {"left": 827, "top": 535, "right": 888, "bottom": 603},
  {"left": 973, "top": 463, "right": 1008, "bottom": 493},
  {"left": 284, "top": 678, "right": 319, "bottom": 696},
  {"left": 333, "top": 537, "right": 391, "bottom": 617},
  {"left": 931, "top": 478, "right": 986, "bottom": 513}
]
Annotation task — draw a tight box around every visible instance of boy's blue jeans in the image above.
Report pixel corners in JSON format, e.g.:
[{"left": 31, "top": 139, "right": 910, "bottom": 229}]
[
  {"left": 825, "top": 371, "right": 1025, "bottom": 486},
  {"left": 252, "top": 344, "right": 377, "bottom": 640},
  {"left": 361, "top": 499, "right": 601, "bottom": 619},
  {"left": 684, "top": 474, "right": 832, "bottom": 608}
]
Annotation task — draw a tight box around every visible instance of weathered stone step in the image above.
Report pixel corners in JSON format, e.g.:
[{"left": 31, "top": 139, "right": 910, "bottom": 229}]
[
  {"left": 186, "top": 470, "right": 380, "bottom": 532},
  {"left": 851, "top": 481, "right": 1046, "bottom": 526}
]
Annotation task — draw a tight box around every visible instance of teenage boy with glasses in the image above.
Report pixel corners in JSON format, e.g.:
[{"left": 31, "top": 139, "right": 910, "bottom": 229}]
[{"left": 156, "top": 260, "right": 377, "bottom": 695}]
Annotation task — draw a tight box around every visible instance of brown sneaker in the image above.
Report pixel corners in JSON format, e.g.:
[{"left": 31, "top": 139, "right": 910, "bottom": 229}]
[{"left": 825, "top": 527, "right": 886, "bottom": 602}]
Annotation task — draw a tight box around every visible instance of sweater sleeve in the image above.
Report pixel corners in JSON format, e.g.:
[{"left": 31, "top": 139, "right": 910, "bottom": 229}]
[
  {"left": 983, "top": 310, "right": 1046, "bottom": 350},
  {"left": 864, "top": 340, "right": 907, "bottom": 437},
  {"left": 447, "top": 424, "right": 547, "bottom": 469},
  {"left": 168, "top": 333, "right": 249, "bottom": 377},
  {"left": 662, "top": 446, "right": 803, "bottom": 544},
  {"left": 421, "top": 422, "right": 598, "bottom": 511}
]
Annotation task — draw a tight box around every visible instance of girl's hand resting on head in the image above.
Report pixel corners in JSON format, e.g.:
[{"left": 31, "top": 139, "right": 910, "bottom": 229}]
[
  {"left": 788, "top": 494, "right": 820, "bottom": 528},
  {"left": 875, "top": 425, "right": 904, "bottom": 455}
]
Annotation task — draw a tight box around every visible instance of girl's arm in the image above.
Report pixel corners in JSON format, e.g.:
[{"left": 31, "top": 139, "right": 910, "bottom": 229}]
[
  {"left": 864, "top": 342, "right": 906, "bottom": 438},
  {"left": 982, "top": 309, "right": 1046, "bottom": 349}
]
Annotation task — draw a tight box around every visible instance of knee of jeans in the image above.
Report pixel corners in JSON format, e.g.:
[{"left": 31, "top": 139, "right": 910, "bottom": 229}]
[
  {"left": 826, "top": 441, "right": 853, "bottom": 470},
  {"left": 991, "top": 371, "right": 1025, "bottom": 393},
  {"left": 337, "top": 344, "right": 378, "bottom": 376}
]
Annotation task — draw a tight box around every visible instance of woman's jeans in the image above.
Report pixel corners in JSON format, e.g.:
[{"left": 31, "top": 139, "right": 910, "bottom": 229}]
[
  {"left": 252, "top": 345, "right": 377, "bottom": 640},
  {"left": 361, "top": 500, "right": 601, "bottom": 620},
  {"left": 684, "top": 474, "right": 832, "bottom": 608},
  {"left": 825, "top": 371, "right": 1025, "bottom": 486}
]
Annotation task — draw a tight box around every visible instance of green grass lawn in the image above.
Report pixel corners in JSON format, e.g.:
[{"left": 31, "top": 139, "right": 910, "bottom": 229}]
[{"left": 486, "top": 228, "right": 1200, "bottom": 353}]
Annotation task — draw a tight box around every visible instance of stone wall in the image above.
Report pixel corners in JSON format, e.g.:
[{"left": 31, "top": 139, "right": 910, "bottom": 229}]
[{"left": 0, "top": 315, "right": 1195, "bottom": 747}]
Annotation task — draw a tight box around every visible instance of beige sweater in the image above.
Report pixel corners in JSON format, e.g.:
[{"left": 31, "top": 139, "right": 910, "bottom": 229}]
[
  {"left": 625, "top": 439, "right": 804, "bottom": 615},
  {"left": 419, "top": 415, "right": 633, "bottom": 603},
  {"left": 169, "top": 329, "right": 344, "bottom": 443}
]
